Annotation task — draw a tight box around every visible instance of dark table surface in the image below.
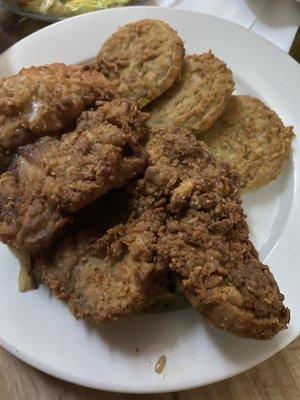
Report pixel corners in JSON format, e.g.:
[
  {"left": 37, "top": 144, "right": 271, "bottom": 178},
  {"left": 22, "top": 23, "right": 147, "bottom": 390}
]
[{"left": 0, "top": 9, "right": 49, "bottom": 53}]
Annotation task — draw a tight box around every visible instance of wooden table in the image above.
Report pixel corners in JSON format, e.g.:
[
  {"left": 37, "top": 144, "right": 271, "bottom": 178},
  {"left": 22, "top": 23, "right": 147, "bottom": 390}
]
[{"left": 0, "top": 8, "right": 300, "bottom": 400}]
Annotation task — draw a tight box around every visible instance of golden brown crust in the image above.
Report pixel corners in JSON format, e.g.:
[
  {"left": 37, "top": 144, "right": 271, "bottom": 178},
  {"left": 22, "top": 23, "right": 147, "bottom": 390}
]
[
  {"left": 95, "top": 19, "right": 184, "bottom": 108},
  {"left": 33, "top": 188, "right": 168, "bottom": 322},
  {"left": 147, "top": 53, "right": 234, "bottom": 132},
  {"left": 145, "top": 128, "right": 289, "bottom": 340},
  {"left": 0, "top": 99, "right": 147, "bottom": 252},
  {"left": 0, "top": 63, "right": 114, "bottom": 152},
  {"left": 33, "top": 127, "right": 289, "bottom": 338},
  {"left": 201, "top": 95, "right": 294, "bottom": 192}
]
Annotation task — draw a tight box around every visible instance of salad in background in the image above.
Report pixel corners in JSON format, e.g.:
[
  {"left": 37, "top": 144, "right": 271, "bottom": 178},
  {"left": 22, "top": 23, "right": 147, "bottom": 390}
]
[{"left": 18, "top": 0, "right": 139, "bottom": 17}]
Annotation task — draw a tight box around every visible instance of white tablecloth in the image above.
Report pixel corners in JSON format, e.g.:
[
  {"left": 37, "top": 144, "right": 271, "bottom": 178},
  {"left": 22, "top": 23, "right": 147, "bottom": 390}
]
[{"left": 145, "top": 0, "right": 300, "bottom": 52}]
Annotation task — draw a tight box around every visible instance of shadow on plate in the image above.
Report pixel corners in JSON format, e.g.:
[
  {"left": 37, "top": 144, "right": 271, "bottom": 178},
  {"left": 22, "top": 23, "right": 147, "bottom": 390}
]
[
  {"left": 202, "top": 320, "right": 296, "bottom": 366},
  {"left": 83, "top": 307, "right": 198, "bottom": 356}
]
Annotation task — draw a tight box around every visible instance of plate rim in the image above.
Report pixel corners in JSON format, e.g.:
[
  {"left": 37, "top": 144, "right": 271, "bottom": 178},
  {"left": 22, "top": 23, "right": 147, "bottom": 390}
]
[{"left": 0, "top": 330, "right": 297, "bottom": 394}]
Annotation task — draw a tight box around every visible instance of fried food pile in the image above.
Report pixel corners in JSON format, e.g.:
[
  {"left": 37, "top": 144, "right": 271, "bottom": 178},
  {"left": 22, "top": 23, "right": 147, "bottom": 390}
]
[
  {"left": 32, "top": 128, "right": 289, "bottom": 339},
  {"left": 0, "top": 64, "right": 114, "bottom": 170},
  {"left": 0, "top": 19, "right": 293, "bottom": 340},
  {"left": 0, "top": 99, "right": 147, "bottom": 251}
]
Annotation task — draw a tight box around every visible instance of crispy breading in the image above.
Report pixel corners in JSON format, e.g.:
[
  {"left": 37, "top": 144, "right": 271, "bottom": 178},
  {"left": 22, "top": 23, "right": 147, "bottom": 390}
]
[
  {"left": 201, "top": 95, "right": 294, "bottom": 191},
  {"left": 33, "top": 128, "right": 289, "bottom": 338},
  {"left": 33, "top": 188, "right": 168, "bottom": 321},
  {"left": 95, "top": 19, "right": 184, "bottom": 108},
  {"left": 0, "top": 99, "right": 147, "bottom": 252},
  {"left": 0, "top": 63, "right": 114, "bottom": 155},
  {"left": 147, "top": 53, "right": 234, "bottom": 133},
  {"left": 145, "top": 129, "right": 289, "bottom": 339}
]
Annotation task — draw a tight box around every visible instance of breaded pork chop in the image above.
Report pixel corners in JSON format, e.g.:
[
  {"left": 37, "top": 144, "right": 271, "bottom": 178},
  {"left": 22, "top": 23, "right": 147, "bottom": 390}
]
[
  {"left": 145, "top": 129, "right": 289, "bottom": 339},
  {"left": 95, "top": 19, "right": 184, "bottom": 108},
  {"left": 147, "top": 53, "right": 234, "bottom": 133},
  {"left": 0, "top": 99, "right": 147, "bottom": 252},
  {"left": 33, "top": 128, "right": 289, "bottom": 338},
  {"left": 0, "top": 63, "right": 114, "bottom": 156},
  {"left": 201, "top": 95, "right": 294, "bottom": 191},
  {"left": 33, "top": 186, "right": 168, "bottom": 322}
]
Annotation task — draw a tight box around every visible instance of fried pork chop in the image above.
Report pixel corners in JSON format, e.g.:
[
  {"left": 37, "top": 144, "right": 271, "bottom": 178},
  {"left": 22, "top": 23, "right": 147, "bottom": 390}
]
[
  {"left": 146, "top": 129, "right": 289, "bottom": 339},
  {"left": 0, "top": 99, "right": 147, "bottom": 252},
  {"left": 33, "top": 128, "right": 289, "bottom": 339},
  {"left": 33, "top": 187, "right": 168, "bottom": 321},
  {"left": 0, "top": 63, "right": 114, "bottom": 169}
]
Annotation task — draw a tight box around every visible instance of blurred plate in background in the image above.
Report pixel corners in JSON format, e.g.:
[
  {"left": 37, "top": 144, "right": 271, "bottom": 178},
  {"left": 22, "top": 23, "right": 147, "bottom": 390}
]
[{"left": 0, "top": 0, "right": 147, "bottom": 22}]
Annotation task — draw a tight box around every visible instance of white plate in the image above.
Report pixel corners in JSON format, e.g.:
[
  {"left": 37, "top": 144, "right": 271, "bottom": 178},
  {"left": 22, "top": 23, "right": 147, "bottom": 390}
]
[{"left": 0, "top": 6, "right": 300, "bottom": 394}]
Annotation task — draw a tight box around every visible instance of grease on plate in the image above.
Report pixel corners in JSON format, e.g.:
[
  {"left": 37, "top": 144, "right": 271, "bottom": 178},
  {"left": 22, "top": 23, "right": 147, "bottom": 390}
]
[
  {"left": 155, "top": 355, "right": 167, "bottom": 374},
  {"left": 10, "top": 248, "right": 36, "bottom": 292}
]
